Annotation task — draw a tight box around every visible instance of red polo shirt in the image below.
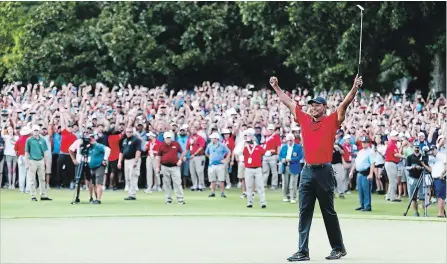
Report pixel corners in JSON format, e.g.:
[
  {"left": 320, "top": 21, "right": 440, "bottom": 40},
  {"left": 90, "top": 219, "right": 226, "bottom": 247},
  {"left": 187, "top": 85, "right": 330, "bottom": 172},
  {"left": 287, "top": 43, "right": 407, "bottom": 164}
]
[
  {"left": 146, "top": 139, "right": 161, "bottom": 157},
  {"left": 185, "top": 134, "right": 206, "bottom": 156},
  {"left": 385, "top": 139, "right": 400, "bottom": 163},
  {"left": 222, "top": 137, "right": 235, "bottom": 152},
  {"left": 243, "top": 144, "right": 265, "bottom": 168},
  {"left": 60, "top": 129, "right": 77, "bottom": 153},
  {"left": 14, "top": 135, "right": 30, "bottom": 156},
  {"left": 294, "top": 138, "right": 301, "bottom": 144},
  {"left": 295, "top": 106, "right": 339, "bottom": 164},
  {"left": 158, "top": 141, "right": 182, "bottom": 166},
  {"left": 108, "top": 134, "right": 122, "bottom": 161},
  {"left": 342, "top": 142, "right": 352, "bottom": 162},
  {"left": 263, "top": 133, "right": 281, "bottom": 155}
]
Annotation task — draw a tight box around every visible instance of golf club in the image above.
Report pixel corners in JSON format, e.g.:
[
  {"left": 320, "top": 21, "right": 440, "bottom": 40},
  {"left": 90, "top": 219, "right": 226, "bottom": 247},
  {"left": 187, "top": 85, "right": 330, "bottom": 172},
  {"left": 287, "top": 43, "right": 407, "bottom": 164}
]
[{"left": 357, "top": 5, "right": 364, "bottom": 76}]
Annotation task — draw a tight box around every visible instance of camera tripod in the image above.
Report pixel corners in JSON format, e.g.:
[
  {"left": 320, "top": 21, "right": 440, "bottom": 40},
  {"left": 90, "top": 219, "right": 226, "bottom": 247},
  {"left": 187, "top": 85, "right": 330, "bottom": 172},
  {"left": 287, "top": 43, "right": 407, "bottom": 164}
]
[
  {"left": 71, "top": 153, "right": 96, "bottom": 204},
  {"left": 403, "top": 169, "right": 441, "bottom": 217}
]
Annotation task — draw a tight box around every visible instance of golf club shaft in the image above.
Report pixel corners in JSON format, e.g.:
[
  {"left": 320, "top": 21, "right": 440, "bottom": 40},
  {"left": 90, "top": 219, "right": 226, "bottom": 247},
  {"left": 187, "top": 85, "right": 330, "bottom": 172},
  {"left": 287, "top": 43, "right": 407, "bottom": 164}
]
[{"left": 358, "top": 10, "right": 363, "bottom": 75}]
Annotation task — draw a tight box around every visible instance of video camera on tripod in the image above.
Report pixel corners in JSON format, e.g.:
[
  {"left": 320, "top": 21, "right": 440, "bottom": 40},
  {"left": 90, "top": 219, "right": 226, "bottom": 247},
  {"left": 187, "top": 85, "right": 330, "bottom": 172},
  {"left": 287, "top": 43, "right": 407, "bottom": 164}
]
[{"left": 71, "top": 135, "right": 94, "bottom": 204}]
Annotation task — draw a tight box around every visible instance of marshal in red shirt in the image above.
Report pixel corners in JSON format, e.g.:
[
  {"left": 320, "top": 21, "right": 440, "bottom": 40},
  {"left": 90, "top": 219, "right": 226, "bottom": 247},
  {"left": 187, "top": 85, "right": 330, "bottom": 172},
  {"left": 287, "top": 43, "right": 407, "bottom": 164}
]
[
  {"left": 108, "top": 134, "right": 122, "bottom": 161},
  {"left": 158, "top": 141, "right": 182, "bottom": 166},
  {"left": 60, "top": 129, "right": 77, "bottom": 153},
  {"left": 243, "top": 144, "right": 265, "bottom": 168},
  {"left": 385, "top": 139, "right": 400, "bottom": 163},
  {"left": 263, "top": 133, "right": 281, "bottom": 155},
  {"left": 295, "top": 106, "right": 339, "bottom": 164},
  {"left": 185, "top": 134, "right": 206, "bottom": 156}
]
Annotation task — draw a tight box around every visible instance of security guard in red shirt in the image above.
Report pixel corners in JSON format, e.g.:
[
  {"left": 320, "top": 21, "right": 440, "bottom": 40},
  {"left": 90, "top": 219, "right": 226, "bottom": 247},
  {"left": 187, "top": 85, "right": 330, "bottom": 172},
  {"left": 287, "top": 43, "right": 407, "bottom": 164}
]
[
  {"left": 271, "top": 75, "right": 362, "bottom": 261},
  {"left": 243, "top": 128, "right": 267, "bottom": 208}
]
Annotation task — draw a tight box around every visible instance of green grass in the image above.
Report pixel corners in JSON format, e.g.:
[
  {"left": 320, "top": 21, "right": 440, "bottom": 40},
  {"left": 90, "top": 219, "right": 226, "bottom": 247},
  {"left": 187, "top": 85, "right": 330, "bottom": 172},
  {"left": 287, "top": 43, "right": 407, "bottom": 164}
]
[{"left": 0, "top": 188, "right": 442, "bottom": 221}]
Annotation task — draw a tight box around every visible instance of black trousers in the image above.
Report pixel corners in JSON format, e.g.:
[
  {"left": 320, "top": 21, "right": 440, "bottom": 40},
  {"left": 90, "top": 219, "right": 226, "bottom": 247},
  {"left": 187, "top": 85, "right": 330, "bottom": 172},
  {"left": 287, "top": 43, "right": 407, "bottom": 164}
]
[
  {"left": 57, "top": 154, "right": 75, "bottom": 186},
  {"left": 298, "top": 164, "right": 344, "bottom": 254}
]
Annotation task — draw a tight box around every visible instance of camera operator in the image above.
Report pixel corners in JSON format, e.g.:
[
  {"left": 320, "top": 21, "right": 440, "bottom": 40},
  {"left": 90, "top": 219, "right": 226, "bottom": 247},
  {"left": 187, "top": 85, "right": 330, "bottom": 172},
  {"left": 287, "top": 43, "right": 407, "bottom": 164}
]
[
  {"left": 69, "top": 128, "right": 110, "bottom": 204},
  {"left": 405, "top": 143, "right": 428, "bottom": 216},
  {"left": 425, "top": 145, "right": 446, "bottom": 217}
]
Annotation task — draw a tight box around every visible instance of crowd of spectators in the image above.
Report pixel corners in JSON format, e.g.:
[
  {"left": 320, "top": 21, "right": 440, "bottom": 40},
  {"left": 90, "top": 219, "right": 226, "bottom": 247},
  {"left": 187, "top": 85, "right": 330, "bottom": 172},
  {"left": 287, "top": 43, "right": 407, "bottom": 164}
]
[{"left": 0, "top": 81, "right": 446, "bottom": 212}]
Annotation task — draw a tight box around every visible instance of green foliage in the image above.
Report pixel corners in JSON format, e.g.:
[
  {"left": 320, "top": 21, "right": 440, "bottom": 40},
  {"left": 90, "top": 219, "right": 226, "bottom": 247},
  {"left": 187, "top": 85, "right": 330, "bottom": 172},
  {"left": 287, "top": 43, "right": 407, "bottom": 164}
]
[{"left": 0, "top": 1, "right": 445, "bottom": 93}]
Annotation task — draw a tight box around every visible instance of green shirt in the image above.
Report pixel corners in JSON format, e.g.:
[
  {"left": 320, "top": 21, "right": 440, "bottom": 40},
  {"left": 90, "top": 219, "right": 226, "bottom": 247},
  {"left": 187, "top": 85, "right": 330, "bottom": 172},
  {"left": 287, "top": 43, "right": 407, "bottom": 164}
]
[{"left": 25, "top": 136, "right": 48, "bottom": 161}]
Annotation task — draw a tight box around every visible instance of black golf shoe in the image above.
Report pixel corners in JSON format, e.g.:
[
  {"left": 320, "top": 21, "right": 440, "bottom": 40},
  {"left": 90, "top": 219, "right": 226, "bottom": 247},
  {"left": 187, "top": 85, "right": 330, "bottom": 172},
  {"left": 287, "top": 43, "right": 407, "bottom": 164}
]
[
  {"left": 325, "top": 248, "right": 347, "bottom": 260},
  {"left": 287, "top": 252, "right": 310, "bottom": 262}
]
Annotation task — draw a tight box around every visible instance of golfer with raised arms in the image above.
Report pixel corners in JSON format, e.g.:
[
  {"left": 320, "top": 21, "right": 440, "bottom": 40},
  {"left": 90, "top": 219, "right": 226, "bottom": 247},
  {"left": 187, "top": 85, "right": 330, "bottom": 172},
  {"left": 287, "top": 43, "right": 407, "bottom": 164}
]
[{"left": 270, "top": 75, "right": 362, "bottom": 261}]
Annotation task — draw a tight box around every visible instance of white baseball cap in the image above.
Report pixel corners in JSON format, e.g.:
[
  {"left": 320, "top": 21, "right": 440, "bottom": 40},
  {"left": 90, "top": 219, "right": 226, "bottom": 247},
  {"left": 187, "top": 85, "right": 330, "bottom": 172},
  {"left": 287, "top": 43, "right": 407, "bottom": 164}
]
[
  {"left": 180, "top": 124, "right": 188, "bottom": 130},
  {"left": 32, "top": 125, "right": 40, "bottom": 132},
  {"left": 389, "top": 130, "right": 399, "bottom": 137},
  {"left": 221, "top": 129, "right": 231, "bottom": 134},
  {"left": 163, "top": 131, "right": 174, "bottom": 139},
  {"left": 291, "top": 126, "right": 300, "bottom": 131},
  {"left": 285, "top": 133, "right": 295, "bottom": 141},
  {"left": 418, "top": 132, "right": 425, "bottom": 137},
  {"left": 20, "top": 126, "right": 32, "bottom": 136},
  {"left": 343, "top": 135, "right": 351, "bottom": 140},
  {"left": 245, "top": 128, "right": 255, "bottom": 136},
  {"left": 146, "top": 131, "right": 156, "bottom": 137},
  {"left": 267, "top": 124, "right": 275, "bottom": 130},
  {"left": 209, "top": 133, "right": 220, "bottom": 139}
]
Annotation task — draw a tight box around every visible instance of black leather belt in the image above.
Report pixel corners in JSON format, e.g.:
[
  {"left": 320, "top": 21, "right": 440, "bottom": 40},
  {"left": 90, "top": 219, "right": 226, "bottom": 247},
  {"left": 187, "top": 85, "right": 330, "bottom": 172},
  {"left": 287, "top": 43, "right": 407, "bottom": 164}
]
[{"left": 305, "top": 163, "right": 331, "bottom": 168}]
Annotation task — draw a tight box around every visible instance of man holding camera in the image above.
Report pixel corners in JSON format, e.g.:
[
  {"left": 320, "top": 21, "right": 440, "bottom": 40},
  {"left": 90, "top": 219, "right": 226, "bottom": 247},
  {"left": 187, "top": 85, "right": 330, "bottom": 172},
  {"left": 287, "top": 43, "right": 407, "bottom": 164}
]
[
  {"left": 405, "top": 143, "right": 429, "bottom": 216},
  {"left": 426, "top": 145, "right": 446, "bottom": 218},
  {"left": 69, "top": 129, "right": 111, "bottom": 204}
]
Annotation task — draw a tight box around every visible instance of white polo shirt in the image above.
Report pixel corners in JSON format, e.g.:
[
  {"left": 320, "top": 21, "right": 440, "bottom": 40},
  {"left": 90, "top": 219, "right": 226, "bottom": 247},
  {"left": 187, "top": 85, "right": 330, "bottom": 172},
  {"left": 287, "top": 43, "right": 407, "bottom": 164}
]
[{"left": 428, "top": 152, "right": 446, "bottom": 178}]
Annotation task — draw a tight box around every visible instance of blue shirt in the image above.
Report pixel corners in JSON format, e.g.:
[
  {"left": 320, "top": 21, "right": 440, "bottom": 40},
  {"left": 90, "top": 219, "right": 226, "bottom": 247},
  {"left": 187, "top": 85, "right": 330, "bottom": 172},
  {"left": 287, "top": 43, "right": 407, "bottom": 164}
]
[
  {"left": 177, "top": 135, "right": 190, "bottom": 158},
  {"left": 205, "top": 142, "right": 230, "bottom": 166},
  {"left": 354, "top": 147, "right": 375, "bottom": 172},
  {"left": 89, "top": 143, "right": 106, "bottom": 169},
  {"left": 53, "top": 133, "right": 61, "bottom": 154}
]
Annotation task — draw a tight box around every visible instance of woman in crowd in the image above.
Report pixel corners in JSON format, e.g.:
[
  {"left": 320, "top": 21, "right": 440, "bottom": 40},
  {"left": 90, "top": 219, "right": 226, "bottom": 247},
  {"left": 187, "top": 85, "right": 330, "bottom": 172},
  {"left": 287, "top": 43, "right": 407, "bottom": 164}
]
[
  {"left": 373, "top": 135, "right": 386, "bottom": 194},
  {"left": 1, "top": 126, "right": 18, "bottom": 189}
]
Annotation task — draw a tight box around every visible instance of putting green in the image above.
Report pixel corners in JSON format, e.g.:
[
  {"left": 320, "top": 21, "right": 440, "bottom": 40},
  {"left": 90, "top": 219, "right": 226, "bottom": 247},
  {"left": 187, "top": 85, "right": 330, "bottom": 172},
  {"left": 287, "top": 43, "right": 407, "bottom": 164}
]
[{"left": 0, "top": 188, "right": 442, "bottom": 221}]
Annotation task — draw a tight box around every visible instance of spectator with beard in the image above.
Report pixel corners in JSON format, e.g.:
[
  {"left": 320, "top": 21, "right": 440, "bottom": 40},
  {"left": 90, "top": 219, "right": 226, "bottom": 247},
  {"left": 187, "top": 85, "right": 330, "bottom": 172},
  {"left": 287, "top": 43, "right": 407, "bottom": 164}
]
[{"left": 405, "top": 143, "right": 425, "bottom": 216}]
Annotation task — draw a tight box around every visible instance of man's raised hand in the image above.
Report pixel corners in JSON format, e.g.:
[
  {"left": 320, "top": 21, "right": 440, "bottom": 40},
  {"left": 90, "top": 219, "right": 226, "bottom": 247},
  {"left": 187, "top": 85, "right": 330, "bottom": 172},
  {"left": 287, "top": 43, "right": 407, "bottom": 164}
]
[
  {"left": 269, "top": 77, "right": 279, "bottom": 89},
  {"left": 353, "top": 75, "right": 363, "bottom": 89}
]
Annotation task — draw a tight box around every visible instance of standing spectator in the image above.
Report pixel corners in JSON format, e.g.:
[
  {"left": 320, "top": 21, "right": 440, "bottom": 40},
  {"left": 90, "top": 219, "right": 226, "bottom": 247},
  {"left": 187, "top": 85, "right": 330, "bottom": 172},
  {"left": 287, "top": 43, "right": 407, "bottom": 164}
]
[
  {"left": 0, "top": 135, "right": 5, "bottom": 188},
  {"left": 221, "top": 129, "right": 235, "bottom": 189},
  {"left": 57, "top": 115, "right": 77, "bottom": 189},
  {"left": 278, "top": 133, "right": 303, "bottom": 204},
  {"left": 144, "top": 132, "right": 161, "bottom": 193},
  {"left": 118, "top": 127, "right": 142, "bottom": 200},
  {"left": 332, "top": 142, "right": 346, "bottom": 199},
  {"left": 177, "top": 124, "right": 190, "bottom": 188},
  {"left": 86, "top": 134, "right": 110, "bottom": 204},
  {"left": 49, "top": 125, "right": 61, "bottom": 188},
  {"left": 15, "top": 126, "right": 31, "bottom": 193},
  {"left": 40, "top": 126, "right": 52, "bottom": 189},
  {"left": 341, "top": 135, "right": 353, "bottom": 194},
  {"left": 373, "top": 135, "right": 386, "bottom": 194},
  {"left": 182, "top": 126, "right": 206, "bottom": 191},
  {"left": 206, "top": 132, "right": 231, "bottom": 198},
  {"left": 262, "top": 124, "right": 281, "bottom": 189},
  {"left": 385, "top": 130, "right": 405, "bottom": 202},
  {"left": 156, "top": 131, "right": 185, "bottom": 204},
  {"left": 107, "top": 128, "right": 122, "bottom": 191},
  {"left": 25, "top": 125, "right": 52, "bottom": 201},
  {"left": 243, "top": 129, "right": 267, "bottom": 208},
  {"left": 426, "top": 145, "right": 446, "bottom": 218},
  {"left": 397, "top": 134, "right": 409, "bottom": 199},
  {"left": 233, "top": 130, "right": 248, "bottom": 198},
  {"left": 349, "top": 137, "right": 375, "bottom": 211},
  {"left": 2, "top": 126, "right": 18, "bottom": 189}
]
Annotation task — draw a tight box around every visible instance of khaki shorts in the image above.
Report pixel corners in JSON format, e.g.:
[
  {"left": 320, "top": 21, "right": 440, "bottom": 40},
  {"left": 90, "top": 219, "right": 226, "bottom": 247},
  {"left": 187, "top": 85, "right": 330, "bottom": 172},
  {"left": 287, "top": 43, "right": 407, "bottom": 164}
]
[
  {"left": 208, "top": 164, "right": 225, "bottom": 182},
  {"left": 91, "top": 166, "right": 106, "bottom": 185},
  {"left": 237, "top": 162, "right": 245, "bottom": 179},
  {"left": 45, "top": 151, "right": 52, "bottom": 174}
]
